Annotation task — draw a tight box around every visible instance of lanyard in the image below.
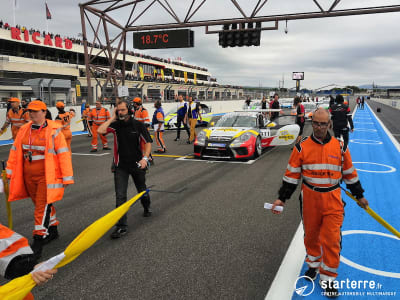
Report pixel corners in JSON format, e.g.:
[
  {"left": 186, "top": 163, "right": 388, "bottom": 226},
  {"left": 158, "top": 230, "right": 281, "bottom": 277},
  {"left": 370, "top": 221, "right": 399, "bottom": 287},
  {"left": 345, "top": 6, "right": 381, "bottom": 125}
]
[
  {"left": 28, "top": 123, "right": 45, "bottom": 151},
  {"left": 96, "top": 108, "right": 102, "bottom": 120}
]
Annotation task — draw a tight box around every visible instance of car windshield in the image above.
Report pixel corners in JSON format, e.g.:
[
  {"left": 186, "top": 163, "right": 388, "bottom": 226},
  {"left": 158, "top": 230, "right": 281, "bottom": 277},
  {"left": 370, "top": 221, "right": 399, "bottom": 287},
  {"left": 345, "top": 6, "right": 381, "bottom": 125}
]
[
  {"left": 303, "top": 103, "right": 316, "bottom": 111},
  {"left": 165, "top": 107, "right": 177, "bottom": 116},
  {"left": 271, "top": 115, "right": 297, "bottom": 126},
  {"left": 215, "top": 115, "right": 257, "bottom": 127}
]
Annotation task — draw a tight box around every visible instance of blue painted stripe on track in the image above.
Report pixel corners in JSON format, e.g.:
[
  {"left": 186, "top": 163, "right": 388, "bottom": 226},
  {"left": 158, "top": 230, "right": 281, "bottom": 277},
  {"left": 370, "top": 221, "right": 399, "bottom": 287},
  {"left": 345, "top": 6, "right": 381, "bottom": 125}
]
[
  {"left": 0, "top": 131, "right": 90, "bottom": 146},
  {"left": 72, "top": 131, "right": 89, "bottom": 136},
  {"left": 292, "top": 104, "right": 400, "bottom": 299},
  {"left": 0, "top": 139, "right": 13, "bottom": 146}
]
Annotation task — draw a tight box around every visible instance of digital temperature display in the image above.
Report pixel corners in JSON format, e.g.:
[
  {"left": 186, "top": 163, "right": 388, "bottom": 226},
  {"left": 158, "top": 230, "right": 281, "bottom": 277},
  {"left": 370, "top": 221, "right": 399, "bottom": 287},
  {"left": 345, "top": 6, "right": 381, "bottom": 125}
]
[{"left": 133, "top": 29, "right": 194, "bottom": 49}]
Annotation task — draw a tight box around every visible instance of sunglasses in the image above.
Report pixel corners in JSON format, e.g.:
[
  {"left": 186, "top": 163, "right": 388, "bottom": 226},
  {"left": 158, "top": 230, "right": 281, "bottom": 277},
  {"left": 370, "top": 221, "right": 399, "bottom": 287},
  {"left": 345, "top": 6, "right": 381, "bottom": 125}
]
[{"left": 312, "top": 121, "right": 330, "bottom": 128}]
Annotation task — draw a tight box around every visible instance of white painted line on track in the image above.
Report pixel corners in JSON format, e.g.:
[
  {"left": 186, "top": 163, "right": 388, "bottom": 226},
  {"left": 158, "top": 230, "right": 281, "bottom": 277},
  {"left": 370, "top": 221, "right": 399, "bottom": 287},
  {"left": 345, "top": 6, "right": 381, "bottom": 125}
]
[
  {"left": 176, "top": 156, "right": 256, "bottom": 164},
  {"left": 354, "top": 128, "right": 377, "bottom": 132},
  {"left": 350, "top": 139, "right": 383, "bottom": 145},
  {"left": 352, "top": 162, "right": 396, "bottom": 173},
  {"left": 265, "top": 105, "right": 360, "bottom": 299},
  {"left": 72, "top": 152, "right": 110, "bottom": 156},
  {"left": 340, "top": 230, "right": 400, "bottom": 278},
  {"left": 265, "top": 224, "right": 306, "bottom": 300},
  {"left": 353, "top": 121, "right": 374, "bottom": 125}
]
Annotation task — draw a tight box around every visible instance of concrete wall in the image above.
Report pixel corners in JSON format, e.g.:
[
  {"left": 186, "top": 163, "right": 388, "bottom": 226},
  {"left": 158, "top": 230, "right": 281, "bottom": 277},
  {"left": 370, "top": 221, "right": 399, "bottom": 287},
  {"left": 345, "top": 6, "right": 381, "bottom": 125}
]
[
  {"left": 370, "top": 97, "right": 400, "bottom": 111},
  {"left": 0, "top": 57, "right": 79, "bottom": 77},
  {"left": 0, "top": 99, "right": 250, "bottom": 141}
]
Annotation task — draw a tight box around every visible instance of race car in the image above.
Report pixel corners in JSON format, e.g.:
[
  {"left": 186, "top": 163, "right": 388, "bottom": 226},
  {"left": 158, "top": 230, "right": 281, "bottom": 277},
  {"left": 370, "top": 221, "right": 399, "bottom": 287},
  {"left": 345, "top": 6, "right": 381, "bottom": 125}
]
[
  {"left": 193, "top": 111, "right": 300, "bottom": 160},
  {"left": 280, "top": 98, "right": 294, "bottom": 108},
  {"left": 290, "top": 102, "right": 317, "bottom": 120},
  {"left": 165, "top": 103, "right": 216, "bottom": 129}
]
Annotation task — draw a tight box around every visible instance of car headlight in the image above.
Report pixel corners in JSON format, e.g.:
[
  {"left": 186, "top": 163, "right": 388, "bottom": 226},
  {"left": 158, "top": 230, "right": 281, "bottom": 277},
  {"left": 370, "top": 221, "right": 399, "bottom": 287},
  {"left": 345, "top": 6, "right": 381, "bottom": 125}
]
[
  {"left": 196, "top": 131, "right": 207, "bottom": 145},
  {"left": 231, "top": 132, "right": 252, "bottom": 146},
  {"left": 237, "top": 132, "right": 252, "bottom": 142}
]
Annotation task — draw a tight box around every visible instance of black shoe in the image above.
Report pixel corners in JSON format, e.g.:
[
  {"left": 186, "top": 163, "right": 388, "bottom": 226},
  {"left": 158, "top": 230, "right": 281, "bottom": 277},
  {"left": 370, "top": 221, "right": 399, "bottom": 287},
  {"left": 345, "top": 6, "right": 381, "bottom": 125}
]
[
  {"left": 174, "top": 138, "right": 180, "bottom": 141},
  {"left": 90, "top": 149, "right": 97, "bottom": 152},
  {"left": 44, "top": 226, "right": 59, "bottom": 244},
  {"left": 304, "top": 267, "right": 319, "bottom": 281},
  {"left": 186, "top": 140, "right": 191, "bottom": 144},
  {"left": 320, "top": 280, "right": 339, "bottom": 298},
  {"left": 103, "top": 147, "right": 111, "bottom": 150},
  {"left": 110, "top": 227, "right": 127, "bottom": 239},
  {"left": 154, "top": 149, "right": 166, "bottom": 153},
  {"left": 30, "top": 235, "right": 44, "bottom": 259},
  {"left": 143, "top": 209, "right": 152, "bottom": 217}
]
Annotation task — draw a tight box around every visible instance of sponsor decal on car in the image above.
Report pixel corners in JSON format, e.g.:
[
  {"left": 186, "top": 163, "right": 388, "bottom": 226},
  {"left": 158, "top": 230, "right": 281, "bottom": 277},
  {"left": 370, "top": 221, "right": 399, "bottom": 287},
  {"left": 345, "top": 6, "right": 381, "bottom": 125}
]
[{"left": 278, "top": 130, "right": 295, "bottom": 141}]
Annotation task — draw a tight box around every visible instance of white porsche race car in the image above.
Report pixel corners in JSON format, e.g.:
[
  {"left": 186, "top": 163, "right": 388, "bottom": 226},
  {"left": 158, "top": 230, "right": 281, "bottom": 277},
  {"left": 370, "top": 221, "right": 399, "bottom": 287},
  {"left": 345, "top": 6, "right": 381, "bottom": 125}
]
[{"left": 193, "top": 111, "right": 300, "bottom": 160}]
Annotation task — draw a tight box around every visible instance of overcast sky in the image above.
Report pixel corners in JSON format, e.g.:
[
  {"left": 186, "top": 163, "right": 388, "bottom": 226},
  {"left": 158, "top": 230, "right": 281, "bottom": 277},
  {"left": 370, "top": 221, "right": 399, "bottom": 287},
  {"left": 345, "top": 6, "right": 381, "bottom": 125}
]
[{"left": 2, "top": 0, "right": 400, "bottom": 89}]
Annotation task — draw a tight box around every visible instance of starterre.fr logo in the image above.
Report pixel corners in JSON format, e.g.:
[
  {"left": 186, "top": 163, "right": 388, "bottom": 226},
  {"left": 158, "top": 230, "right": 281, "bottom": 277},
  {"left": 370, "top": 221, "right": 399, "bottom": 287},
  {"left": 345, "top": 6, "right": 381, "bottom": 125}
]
[{"left": 294, "top": 276, "right": 315, "bottom": 297}]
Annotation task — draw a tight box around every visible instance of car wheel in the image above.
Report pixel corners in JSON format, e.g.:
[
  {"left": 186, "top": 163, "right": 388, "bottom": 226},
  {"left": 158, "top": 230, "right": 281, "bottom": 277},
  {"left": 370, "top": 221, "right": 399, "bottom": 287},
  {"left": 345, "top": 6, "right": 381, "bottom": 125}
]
[{"left": 254, "top": 136, "right": 262, "bottom": 158}]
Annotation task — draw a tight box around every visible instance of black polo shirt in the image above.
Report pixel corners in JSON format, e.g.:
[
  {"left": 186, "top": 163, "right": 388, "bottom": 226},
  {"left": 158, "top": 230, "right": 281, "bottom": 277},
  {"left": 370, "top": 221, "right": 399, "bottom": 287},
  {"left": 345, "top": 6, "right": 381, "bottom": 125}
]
[{"left": 107, "top": 117, "right": 152, "bottom": 168}]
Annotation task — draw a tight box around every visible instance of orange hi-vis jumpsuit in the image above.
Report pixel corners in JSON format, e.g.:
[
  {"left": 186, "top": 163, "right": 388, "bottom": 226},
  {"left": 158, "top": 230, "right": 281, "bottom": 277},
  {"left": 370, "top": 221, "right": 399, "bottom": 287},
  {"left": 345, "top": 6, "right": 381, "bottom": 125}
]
[
  {"left": 82, "top": 107, "right": 91, "bottom": 136},
  {"left": 0, "top": 224, "right": 33, "bottom": 277},
  {"left": 135, "top": 105, "right": 152, "bottom": 158},
  {"left": 0, "top": 224, "right": 35, "bottom": 299},
  {"left": 134, "top": 106, "right": 151, "bottom": 127},
  {"left": 6, "top": 121, "right": 74, "bottom": 237},
  {"left": 5, "top": 108, "right": 30, "bottom": 140},
  {"left": 55, "top": 111, "right": 72, "bottom": 151},
  {"left": 88, "top": 107, "right": 110, "bottom": 150},
  {"left": 278, "top": 133, "right": 364, "bottom": 282}
]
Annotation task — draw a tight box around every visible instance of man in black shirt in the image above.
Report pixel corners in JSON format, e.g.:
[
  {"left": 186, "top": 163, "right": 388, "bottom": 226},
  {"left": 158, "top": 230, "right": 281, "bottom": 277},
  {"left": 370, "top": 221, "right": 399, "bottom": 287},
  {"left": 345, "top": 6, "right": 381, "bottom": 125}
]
[
  {"left": 270, "top": 93, "right": 280, "bottom": 120},
  {"left": 98, "top": 101, "right": 152, "bottom": 239},
  {"left": 329, "top": 94, "right": 354, "bottom": 147}
]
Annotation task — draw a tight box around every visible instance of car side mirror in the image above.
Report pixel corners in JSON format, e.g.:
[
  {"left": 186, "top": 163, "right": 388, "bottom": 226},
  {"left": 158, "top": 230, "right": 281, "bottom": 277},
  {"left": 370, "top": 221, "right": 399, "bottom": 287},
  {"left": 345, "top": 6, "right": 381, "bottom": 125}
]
[{"left": 210, "top": 121, "right": 215, "bottom": 126}]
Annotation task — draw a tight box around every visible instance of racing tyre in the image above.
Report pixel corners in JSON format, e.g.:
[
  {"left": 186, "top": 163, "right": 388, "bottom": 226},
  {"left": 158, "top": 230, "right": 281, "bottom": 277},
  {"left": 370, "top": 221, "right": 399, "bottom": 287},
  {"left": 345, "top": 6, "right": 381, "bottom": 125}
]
[{"left": 254, "top": 136, "right": 262, "bottom": 158}]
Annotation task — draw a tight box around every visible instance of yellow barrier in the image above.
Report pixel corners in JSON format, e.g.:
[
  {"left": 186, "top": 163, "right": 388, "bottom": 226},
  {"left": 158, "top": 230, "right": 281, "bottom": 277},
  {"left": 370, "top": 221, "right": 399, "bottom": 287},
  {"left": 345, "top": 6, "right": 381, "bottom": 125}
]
[
  {"left": 0, "top": 128, "right": 7, "bottom": 136},
  {"left": 0, "top": 190, "right": 146, "bottom": 300},
  {"left": 2, "top": 161, "right": 12, "bottom": 229}
]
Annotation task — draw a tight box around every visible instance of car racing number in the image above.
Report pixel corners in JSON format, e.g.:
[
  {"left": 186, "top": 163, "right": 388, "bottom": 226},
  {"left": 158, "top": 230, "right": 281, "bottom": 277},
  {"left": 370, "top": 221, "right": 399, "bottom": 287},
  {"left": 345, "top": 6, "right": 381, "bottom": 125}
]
[{"left": 260, "top": 129, "right": 270, "bottom": 138}]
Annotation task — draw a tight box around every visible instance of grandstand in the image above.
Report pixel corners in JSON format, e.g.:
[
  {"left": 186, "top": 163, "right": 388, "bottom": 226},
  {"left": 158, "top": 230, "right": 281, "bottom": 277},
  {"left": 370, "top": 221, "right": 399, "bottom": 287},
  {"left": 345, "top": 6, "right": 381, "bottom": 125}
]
[{"left": 0, "top": 21, "right": 243, "bottom": 105}]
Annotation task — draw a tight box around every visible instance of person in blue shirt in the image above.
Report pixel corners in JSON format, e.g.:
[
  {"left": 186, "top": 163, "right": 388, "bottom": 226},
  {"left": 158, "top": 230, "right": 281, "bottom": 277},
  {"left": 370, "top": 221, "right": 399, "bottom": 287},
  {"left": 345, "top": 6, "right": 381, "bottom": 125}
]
[
  {"left": 187, "top": 97, "right": 202, "bottom": 144},
  {"left": 174, "top": 95, "right": 190, "bottom": 141},
  {"left": 152, "top": 100, "right": 167, "bottom": 153}
]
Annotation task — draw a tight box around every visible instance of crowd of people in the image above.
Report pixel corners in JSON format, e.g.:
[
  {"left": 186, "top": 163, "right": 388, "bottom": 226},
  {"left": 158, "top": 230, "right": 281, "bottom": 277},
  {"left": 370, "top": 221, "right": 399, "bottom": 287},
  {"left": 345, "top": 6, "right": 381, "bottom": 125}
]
[
  {"left": 78, "top": 68, "right": 221, "bottom": 88},
  {"left": 0, "top": 20, "right": 208, "bottom": 72}
]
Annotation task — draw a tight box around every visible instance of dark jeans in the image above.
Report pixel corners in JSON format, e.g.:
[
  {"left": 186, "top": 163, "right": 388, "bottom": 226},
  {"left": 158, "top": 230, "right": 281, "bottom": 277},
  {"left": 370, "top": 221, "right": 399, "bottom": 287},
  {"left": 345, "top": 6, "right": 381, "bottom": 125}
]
[
  {"left": 333, "top": 128, "right": 349, "bottom": 146},
  {"left": 114, "top": 166, "right": 150, "bottom": 228},
  {"left": 297, "top": 121, "right": 305, "bottom": 136},
  {"left": 83, "top": 119, "right": 88, "bottom": 131},
  {"left": 176, "top": 115, "right": 190, "bottom": 139}
]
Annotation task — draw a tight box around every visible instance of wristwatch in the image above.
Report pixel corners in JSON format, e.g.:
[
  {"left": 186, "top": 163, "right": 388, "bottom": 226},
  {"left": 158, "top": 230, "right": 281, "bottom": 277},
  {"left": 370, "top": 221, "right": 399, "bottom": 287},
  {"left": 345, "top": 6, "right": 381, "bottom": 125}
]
[{"left": 143, "top": 156, "right": 149, "bottom": 162}]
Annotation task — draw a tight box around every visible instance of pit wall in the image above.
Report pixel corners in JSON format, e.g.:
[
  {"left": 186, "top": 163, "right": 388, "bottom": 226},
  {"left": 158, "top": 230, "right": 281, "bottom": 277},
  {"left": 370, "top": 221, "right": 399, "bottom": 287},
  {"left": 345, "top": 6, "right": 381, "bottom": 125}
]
[{"left": 369, "top": 97, "right": 400, "bottom": 111}]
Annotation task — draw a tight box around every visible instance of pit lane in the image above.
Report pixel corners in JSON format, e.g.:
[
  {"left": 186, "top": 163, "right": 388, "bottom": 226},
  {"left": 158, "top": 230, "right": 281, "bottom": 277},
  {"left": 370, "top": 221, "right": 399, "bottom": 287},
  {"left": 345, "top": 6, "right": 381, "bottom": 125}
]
[{"left": 0, "top": 122, "right": 305, "bottom": 299}]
